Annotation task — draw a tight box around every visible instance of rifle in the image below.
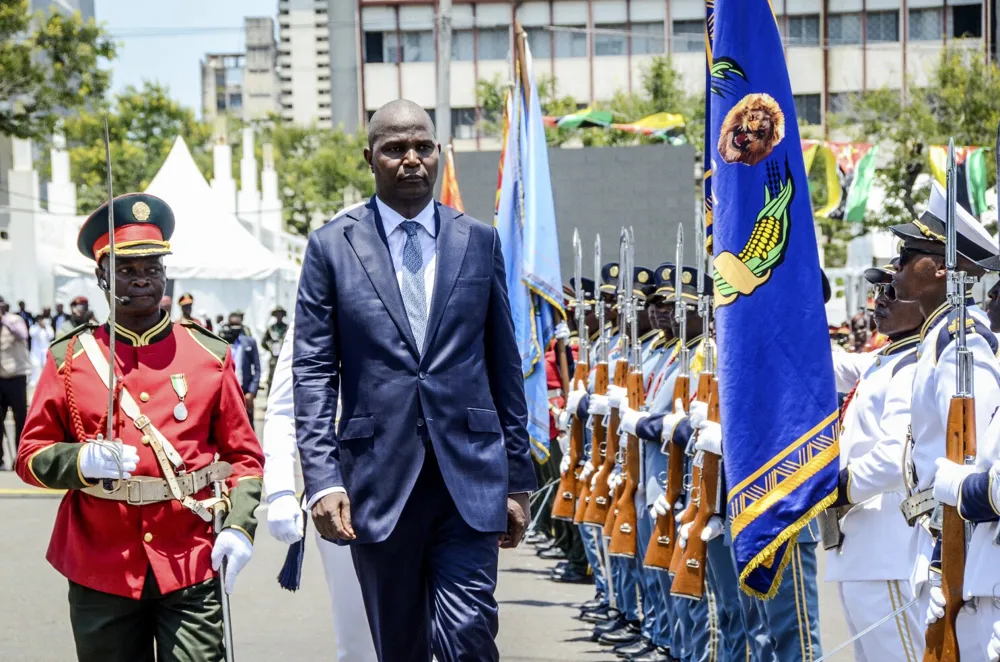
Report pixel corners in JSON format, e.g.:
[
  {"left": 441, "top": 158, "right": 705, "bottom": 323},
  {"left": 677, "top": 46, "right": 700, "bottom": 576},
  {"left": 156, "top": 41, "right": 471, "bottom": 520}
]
[
  {"left": 553, "top": 230, "right": 590, "bottom": 521},
  {"left": 586, "top": 229, "right": 630, "bottom": 526},
  {"left": 610, "top": 227, "right": 643, "bottom": 557},
  {"left": 672, "top": 209, "right": 721, "bottom": 599},
  {"left": 644, "top": 224, "right": 690, "bottom": 571},
  {"left": 923, "top": 138, "right": 975, "bottom": 662},
  {"left": 576, "top": 235, "right": 609, "bottom": 525}
]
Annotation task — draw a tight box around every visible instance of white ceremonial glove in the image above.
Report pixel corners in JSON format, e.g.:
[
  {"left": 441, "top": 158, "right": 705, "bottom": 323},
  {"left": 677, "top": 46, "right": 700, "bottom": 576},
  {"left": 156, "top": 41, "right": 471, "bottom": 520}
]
[
  {"left": 607, "top": 385, "right": 628, "bottom": 410},
  {"left": 557, "top": 432, "right": 570, "bottom": 455},
  {"left": 652, "top": 493, "right": 670, "bottom": 518},
  {"left": 267, "top": 492, "right": 304, "bottom": 545},
  {"left": 566, "top": 389, "right": 587, "bottom": 417},
  {"left": 554, "top": 321, "right": 571, "bottom": 341},
  {"left": 694, "top": 421, "right": 723, "bottom": 456},
  {"left": 212, "top": 529, "right": 253, "bottom": 595},
  {"left": 556, "top": 409, "right": 570, "bottom": 432},
  {"left": 932, "top": 457, "right": 977, "bottom": 507},
  {"left": 588, "top": 394, "right": 610, "bottom": 417},
  {"left": 619, "top": 406, "right": 650, "bottom": 436},
  {"left": 925, "top": 585, "right": 946, "bottom": 625},
  {"left": 580, "top": 460, "right": 595, "bottom": 482},
  {"left": 689, "top": 400, "right": 709, "bottom": 429},
  {"left": 79, "top": 442, "right": 139, "bottom": 480},
  {"left": 701, "top": 516, "right": 724, "bottom": 542},
  {"left": 608, "top": 467, "right": 623, "bottom": 491},
  {"left": 679, "top": 521, "right": 693, "bottom": 550},
  {"left": 560, "top": 453, "right": 571, "bottom": 475},
  {"left": 659, "top": 399, "right": 689, "bottom": 447},
  {"left": 988, "top": 620, "right": 1000, "bottom": 662}
]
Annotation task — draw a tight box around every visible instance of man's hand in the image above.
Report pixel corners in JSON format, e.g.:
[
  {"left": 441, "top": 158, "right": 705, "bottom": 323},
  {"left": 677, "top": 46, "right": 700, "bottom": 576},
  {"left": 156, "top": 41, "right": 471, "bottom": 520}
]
[
  {"left": 244, "top": 392, "right": 256, "bottom": 411},
  {"left": 500, "top": 493, "right": 531, "bottom": 549},
  {"left": 312, "top": 492, "right": 356, "bottom": 541}
]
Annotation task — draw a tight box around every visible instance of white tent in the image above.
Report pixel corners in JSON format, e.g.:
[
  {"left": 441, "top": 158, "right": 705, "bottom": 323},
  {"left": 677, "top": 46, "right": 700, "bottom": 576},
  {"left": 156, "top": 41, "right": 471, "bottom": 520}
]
[{"left": 53, "top": 137, "right": 281, "bottom": 333}]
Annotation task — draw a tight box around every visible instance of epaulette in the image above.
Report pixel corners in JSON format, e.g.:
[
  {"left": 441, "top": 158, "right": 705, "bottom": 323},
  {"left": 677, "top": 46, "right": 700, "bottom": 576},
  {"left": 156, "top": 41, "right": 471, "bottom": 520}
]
[
  {"left": 181, "top": 319, "right": 230, "bottom": 364},
  {"left": 891, "top": 350, "right": 919, "bottom": 377},
  {"left": 934, "top": 316, "right": 999, "bottom": 363},
  {"left": 50, "top": 321, "right": 97, "bottom": 371}
]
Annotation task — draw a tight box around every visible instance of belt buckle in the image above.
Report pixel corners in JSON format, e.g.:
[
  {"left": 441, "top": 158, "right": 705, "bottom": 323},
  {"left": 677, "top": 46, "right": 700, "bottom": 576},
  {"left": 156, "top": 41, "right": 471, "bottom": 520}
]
[
  {"left": 126, "top": 480, "right": 143, "bottom": 505},
  {"left": 133, "top": 415, "right": 150, "bottom": 429}
]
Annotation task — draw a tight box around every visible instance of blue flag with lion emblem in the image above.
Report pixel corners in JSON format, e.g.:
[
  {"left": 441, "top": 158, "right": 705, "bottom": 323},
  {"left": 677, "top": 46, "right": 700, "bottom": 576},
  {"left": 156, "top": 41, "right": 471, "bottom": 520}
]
[{"left": 708, "top": 0, "right": 839, "bottom": 598}]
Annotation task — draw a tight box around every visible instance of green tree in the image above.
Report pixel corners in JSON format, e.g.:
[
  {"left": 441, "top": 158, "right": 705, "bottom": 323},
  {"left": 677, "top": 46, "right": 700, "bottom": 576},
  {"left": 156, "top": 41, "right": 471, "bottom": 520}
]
[
  {"left": 835, "top": 46, "right": 1000, "bottom": 229},
  {"left": 54, "top": 81, "right": 213, "bottom": 213},
  {"left": 475, "top": 72, "right": 580, "bottom": 144},
  {"left": 0, "top": 0, "right": 116, "bottom": 139}
]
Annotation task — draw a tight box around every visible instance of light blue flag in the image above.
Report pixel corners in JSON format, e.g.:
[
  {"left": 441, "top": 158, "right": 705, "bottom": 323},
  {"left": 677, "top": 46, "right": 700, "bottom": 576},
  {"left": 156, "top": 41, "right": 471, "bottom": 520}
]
[{"left": 495, "top": 45, "right": 564, "bottom": 462}]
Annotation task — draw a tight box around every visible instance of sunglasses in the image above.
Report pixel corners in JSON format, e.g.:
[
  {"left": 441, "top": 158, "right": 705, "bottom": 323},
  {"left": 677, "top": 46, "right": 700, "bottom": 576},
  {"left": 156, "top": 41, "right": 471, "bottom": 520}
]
[
  {"left": 898, "top": 245, "right": 945, "bottom": 267},
  {"left": 871, "top": 281, "right": 896, "bottom": 301}
]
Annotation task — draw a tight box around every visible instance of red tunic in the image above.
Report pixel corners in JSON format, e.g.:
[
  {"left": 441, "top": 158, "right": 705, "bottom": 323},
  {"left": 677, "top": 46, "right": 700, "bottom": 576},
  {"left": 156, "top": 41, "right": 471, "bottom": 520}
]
[{"left": 16, "top": 319, "right": 263, "bottom": 599}]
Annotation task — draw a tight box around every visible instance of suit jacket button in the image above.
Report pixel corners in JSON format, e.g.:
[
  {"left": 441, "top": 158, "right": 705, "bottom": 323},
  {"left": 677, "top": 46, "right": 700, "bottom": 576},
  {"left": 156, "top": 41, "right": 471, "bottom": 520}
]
[
  {"left": 418, "top": 371, "right": 427, "bottom": 380},
  {"left": 417, "top": 418, "right": 425, "bottom": 427}
]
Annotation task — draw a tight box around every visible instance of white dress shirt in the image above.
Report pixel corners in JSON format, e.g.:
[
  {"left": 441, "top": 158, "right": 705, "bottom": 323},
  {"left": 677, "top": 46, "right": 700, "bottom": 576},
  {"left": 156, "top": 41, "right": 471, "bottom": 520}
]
[{"left": 375, "top": 196, "right": 437, "bottom": 318}]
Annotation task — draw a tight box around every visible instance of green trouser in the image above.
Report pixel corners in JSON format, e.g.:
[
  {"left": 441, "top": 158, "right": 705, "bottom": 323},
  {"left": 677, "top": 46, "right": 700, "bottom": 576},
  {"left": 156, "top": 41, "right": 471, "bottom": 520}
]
[{"left": 68, "top": 571, "right": 224, "bottom": 662}]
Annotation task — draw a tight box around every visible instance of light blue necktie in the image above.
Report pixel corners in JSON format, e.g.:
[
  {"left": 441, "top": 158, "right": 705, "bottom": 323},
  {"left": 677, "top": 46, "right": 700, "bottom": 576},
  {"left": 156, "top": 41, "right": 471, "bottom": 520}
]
[{"left": 399, "top": 221, "right": 427, "bottom": 351}]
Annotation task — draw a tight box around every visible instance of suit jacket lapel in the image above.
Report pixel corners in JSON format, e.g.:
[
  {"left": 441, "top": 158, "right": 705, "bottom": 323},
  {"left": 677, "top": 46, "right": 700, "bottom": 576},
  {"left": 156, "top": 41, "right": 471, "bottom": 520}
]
[
  {"left": 343, "top": 200, "right": 419, "bottom": 357},
  {"left": 423, "top": 203, "right": 470, "bottom": 356}
]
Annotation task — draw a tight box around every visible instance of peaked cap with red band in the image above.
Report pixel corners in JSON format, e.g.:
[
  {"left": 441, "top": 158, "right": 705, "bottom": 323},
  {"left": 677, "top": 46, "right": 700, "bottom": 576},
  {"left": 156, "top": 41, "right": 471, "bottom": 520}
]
[{"left": 77, "top": 193, "right": 174, "bottom": 261}]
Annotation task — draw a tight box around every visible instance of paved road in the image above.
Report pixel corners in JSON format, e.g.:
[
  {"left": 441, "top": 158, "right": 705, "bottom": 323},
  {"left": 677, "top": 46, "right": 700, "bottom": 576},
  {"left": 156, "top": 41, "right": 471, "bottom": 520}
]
[{"left": 0, "top": 474, "right": 856, "bottom": 661}]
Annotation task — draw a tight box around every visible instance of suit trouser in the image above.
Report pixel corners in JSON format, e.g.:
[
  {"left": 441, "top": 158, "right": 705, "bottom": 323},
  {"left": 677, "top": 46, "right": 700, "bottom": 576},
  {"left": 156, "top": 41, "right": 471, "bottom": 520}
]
[
  {"left": 707, "top": 536, "right": 749, "bottom": 662},
  {"left": 838, "top": 580, "right": 922, "bottom": 662},
  {"left": 580, "top": 523, "right": 609, "bottom": 603},
  {"left": 68, "top": 572, "right": 223, "bottom": 662},
  {"left": 351, "top": 453, "right": 501, "bottom": 662},
  {"left": 0, "top": 374, "right": 27, "bottom": 465},
  {"left": 316, "top": 533, "right": 378, "bottom": 662},
  {"left": 759, "top": 542, "right": 822, "bottom": 662},
  {"left": 673, "top": 584, "right": 717, "bottom": 662},
  {"left": 610, "top": 550, "right": 641, "bottom": 621}
]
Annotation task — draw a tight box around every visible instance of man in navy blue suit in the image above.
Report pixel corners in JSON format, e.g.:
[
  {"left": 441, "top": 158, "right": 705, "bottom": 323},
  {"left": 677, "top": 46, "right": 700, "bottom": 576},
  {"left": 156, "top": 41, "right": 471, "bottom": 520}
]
[{"left": 292, "top": 99, "right": 536, "bottom": 662}]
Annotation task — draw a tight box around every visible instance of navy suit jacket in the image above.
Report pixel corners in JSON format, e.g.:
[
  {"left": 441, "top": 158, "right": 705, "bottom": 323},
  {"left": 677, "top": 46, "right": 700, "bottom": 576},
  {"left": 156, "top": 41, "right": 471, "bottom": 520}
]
[{"left": 292, "top": 198, "right": 537, "bottom": 544}]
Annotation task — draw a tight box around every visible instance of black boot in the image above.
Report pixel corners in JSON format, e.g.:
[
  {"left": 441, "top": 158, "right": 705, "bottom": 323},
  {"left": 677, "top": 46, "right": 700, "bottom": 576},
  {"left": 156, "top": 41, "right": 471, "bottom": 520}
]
[
  {"left": 599, "top": 620, "right": 641, "bottom": 646},
  {"left": 629, "top": 645, "right": 673, "bottom": 662},
  {"left": 614, "top": 636, "right": 653, "bottom": 658}
]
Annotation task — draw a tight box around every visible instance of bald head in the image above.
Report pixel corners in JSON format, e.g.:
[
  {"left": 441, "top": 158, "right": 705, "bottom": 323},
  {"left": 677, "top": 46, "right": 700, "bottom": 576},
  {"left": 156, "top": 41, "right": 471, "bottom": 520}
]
[{"left": 368, "top": 99, "right": 436, "bottom": 149}]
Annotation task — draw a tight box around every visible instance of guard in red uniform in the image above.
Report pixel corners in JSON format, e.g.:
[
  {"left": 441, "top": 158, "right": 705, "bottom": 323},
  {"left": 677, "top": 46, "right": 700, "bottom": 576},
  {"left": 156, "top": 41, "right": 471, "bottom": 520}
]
[{"left": 15, "top": 193, "right": 264, "bottom": 662}]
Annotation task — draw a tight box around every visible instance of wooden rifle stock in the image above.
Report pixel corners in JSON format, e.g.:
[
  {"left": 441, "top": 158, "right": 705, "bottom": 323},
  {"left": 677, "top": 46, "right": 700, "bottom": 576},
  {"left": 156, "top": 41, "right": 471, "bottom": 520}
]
[
  {"left": 923, "top": 396, "right": 976, "bottom": 662},
  {"left": 609, "top": 369, "right": 645, "bottom": 556},
  {"left": 584, "top": 359, "right": 628, "bottom": 525},
  {"left": 643, "top": 373, "right": 690, "bottom": 570},
  {"left": 671, "top": 376, "right": 721, "bottom": 599},
  {"left": 575, "top": 362, "right": 609, "bottom": 524},
  {"left": 552, "top": 361, "right": 589, "bottom": 521}
]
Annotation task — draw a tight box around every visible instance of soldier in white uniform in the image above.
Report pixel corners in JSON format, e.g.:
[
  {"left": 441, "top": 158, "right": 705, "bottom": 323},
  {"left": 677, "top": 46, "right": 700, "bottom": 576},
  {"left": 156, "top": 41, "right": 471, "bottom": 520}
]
[
  {"left": 824, "top": 262, "right": 925, "bottom": 661},
  {"left": 889, "top": 181, "right": 1000, "bottom": 659}
]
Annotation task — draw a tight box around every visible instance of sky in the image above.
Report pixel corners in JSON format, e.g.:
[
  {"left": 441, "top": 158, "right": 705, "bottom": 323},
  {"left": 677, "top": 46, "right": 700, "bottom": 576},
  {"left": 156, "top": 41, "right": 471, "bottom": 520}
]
[{"left": 95, "top": 0, "right": 277, "bottom": 118}]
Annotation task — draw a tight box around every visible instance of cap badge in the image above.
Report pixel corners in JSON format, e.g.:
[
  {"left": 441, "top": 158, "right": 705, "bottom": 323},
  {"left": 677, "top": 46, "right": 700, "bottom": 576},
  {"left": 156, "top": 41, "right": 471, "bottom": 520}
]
[
  {"left": 638, "top": 271, "right": 649, "bottom": 283},
  {"left": 682, "top": 271, "right": 693, "bottom": 284},
  {"left": 132, "top": 201, "right": 151, "bottom": 222}
]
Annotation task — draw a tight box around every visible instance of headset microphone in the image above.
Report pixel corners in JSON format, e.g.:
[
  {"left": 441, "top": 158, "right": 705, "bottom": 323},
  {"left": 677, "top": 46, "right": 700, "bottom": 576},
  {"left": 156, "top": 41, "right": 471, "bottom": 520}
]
[{"left": 100, "top": 278, "right": 131, "bottom": 306}]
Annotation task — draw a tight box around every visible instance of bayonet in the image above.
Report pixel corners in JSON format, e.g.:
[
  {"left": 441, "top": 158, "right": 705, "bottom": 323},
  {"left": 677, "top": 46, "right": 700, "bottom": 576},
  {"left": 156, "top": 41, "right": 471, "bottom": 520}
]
[
  {"left": 696, "top": 205, "right": 715, "bottom": 375},
  {"left": 675, "top": 225, "right": 689, "bottom": 378},
  {"left": 947, "top": 138, "right": 973, "bottom": 399},
  {"left": 628, "top": 227, "right": 642, "bottom": 373},
  {"left": 595, "top": 235, "right": 608, "bottom": 364},
  {"left": 618, "top": 228, "right": 631, "bottom": 363},
  {"left": 573, "top": 229, "right": 590, "bottom": 366}
]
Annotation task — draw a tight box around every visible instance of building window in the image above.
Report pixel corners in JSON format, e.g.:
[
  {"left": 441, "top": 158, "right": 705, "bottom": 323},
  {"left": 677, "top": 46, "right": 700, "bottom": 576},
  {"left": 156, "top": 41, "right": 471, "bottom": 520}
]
[
  {"left": 672, "top": 20, "right": 703, "bottom": 53},
  {"left": 478, "top": 28, "right": 509, "bottom": 60},
  {"left": 317, "top": 34, "right": 329, "bottom": 42},
  {"left": 828, "top": 92, "right": 855, "bottom": 115},
  {"left": 909, "top": 8, "right": 943, "bottom": 41},
  {"left": 867, "top": 11, "right": 899, "bottom": 43},
  {"left": 828, "top": 13, "right": 862, "bottom": 45},
  {"left": 387, "top": 30, "right": 435, "bottom": 63},
  {"left": 319, "top": 102, "right": 330, "bottom": 109},
  {"left": 793, "top": 94, "right": 821, "bottom": 125},
  {"left": 364, "top": 32, "right": 384, "bottom": 63},
  {"left": 631, "top": 21, "right": 665, "bottom": 55},
  {"left": 951, "top": 4, "right": 983, "bottom": 38},
  {"left": 453, "top": 29, "right": 474, "bottom": 60},
  {"left": 594, "top": 24, "right": 627, "bottom": 56},
  {"left": 229, "top": 93, "right": 243, "bottom": 110},
  {"left": 452, "top": 107, "right": 477, "bottom": 140},
  {"left": 425, "top": 109, "right": 436, "bottom": 126},
  {"left": 554, "top": 26, "right": 587, "bottom": 58},
  {"left": 216, "top": 95, "right": 226, "bottom": 111},
  {"left": 786, "top": 15, "right": 820, "bottom": 46},
  {"left": 526, "top": 27, "right": 551, "bottom": 58}
]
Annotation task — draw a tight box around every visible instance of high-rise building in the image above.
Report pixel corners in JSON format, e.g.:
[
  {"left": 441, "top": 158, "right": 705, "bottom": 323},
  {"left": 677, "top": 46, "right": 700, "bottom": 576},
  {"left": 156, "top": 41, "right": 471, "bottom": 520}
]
[
  {"left": 277, "top": 0, "right": 333, "bottom": 127},
  {"left": 312, "top": 0, "right": 993, "bottom": 149},
  {"left": 201, "top": 17, "right": 280, "bottom": 123}
]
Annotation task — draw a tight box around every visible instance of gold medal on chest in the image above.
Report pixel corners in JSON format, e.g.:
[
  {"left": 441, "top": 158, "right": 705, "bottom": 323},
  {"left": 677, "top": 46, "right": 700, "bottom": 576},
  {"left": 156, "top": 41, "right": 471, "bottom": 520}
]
[{"left": 171, "top": 374, "right": 189, "bottom": 421}]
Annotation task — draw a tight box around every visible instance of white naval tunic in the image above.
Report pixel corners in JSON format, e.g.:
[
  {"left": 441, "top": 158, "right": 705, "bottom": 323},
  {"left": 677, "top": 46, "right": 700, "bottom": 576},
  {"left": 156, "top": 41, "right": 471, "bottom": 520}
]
[
  {"left": 825, "top": 337, "right": 924, "bottom": 662},
  {"left": 263, "top": 318, "right": 378, "bottom": 662},
  {"left": 908, "top": 302, "right": 1000, "bottom": 600}
]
